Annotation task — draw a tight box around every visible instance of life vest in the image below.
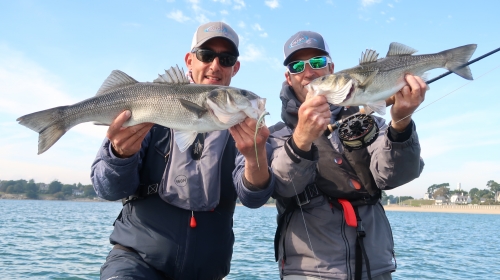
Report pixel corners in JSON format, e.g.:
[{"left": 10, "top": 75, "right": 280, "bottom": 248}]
[{"left": 272, "top": 107, "right": 380, "bottom": 280}]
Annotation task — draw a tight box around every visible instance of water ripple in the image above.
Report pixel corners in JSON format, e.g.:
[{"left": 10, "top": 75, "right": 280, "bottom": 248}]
[{"left": 1, "top": 200, "right": 498, "bottom": 279}]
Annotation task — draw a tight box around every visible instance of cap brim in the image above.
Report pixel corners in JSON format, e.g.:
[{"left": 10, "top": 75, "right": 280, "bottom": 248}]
[
  {"left": 283, "top": 48, "right": 329, "bottom": 66},
  {"left": 192, "top": 37, "right": 239, "bottom": 56}
]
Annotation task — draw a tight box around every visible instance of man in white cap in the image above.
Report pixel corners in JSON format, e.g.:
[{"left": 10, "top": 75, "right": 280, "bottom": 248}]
[
  {"left": 92, "top": 22, "right": 274, "bottom": 280},
  {"left": 268, "top": 31, "right": 427, "bottom": 279}
]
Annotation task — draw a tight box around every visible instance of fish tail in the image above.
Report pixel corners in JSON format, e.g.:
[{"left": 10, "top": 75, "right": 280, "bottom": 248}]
[
  {"left": 442, "top": 44, "right": 477, "bottom": 80},
  {"left": 16, "top": 106, "right": 70, "bottom": 154}
]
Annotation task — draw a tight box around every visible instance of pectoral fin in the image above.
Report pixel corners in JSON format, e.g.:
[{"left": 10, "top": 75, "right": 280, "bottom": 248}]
[
  {"left": 359, "top": 69, "right": 379, "bottom": 89},
  {"left": 174, "top": 130, "right": 198, "bottom": 153},
  {"left": 364, "top": 100, "right": 387, "bottom": 115},
  {"left": 178, "top": 99, "right": 208, "bottom": 118}
]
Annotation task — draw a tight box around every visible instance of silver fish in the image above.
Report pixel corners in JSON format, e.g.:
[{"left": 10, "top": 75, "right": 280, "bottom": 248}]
[
  {"left": 306, "top": 42, "right": 477, "bottom": 115},
  {"left": 17, "top": 66, "right": 266, "bottom": 154}
]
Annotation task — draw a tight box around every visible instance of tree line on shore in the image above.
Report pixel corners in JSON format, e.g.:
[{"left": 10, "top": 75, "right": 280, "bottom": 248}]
[
  {"left": 425, "top": 180, "right": 499, "bottom": 204},
  {"left": 0, "top": 179, "right": 96, "bottom": 200},
  {"left": 2, "top": 178, "right": 498, "bottom": 204}
]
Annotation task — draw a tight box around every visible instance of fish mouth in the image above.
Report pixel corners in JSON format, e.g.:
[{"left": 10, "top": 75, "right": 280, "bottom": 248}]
[{"left": 344, "top": 83, "right": 356, "bottom": 102}]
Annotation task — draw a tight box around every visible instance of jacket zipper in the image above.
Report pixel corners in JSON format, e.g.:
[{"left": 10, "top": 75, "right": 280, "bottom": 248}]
[{"left": 338, "top": 206, "right": 352, "bottom": 280}]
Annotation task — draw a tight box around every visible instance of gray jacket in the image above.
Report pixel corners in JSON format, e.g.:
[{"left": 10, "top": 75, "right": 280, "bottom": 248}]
[{"left": 270, "top": 83, "right": 424, "bottom": 280}]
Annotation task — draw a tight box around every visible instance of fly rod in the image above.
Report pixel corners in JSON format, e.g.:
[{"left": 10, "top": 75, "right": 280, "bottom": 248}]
[{"left": 426, "top": 46, "right": 500, "bottom": 84}]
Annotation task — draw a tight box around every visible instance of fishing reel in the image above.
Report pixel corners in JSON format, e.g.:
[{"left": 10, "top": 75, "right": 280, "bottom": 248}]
[{"left": 324, "top": 113, "right": 379, "bottom": 150}]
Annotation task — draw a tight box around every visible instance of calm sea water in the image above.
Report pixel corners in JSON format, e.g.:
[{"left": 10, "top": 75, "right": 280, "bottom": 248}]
[{"left": 1, "top": 200, "right": 499, "bottom": 279}]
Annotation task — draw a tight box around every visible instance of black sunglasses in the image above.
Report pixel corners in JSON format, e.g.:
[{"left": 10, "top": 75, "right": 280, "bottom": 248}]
[{"left": 191, "top": 48, "right": 238, "bottom": 67}]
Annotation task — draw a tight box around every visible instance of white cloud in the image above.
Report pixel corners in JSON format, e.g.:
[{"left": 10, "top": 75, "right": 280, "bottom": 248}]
[
  {"left": 0, "top": 45, "right": 75, "bottom": 116},
  {"left": 213, "top": 0, "right": 231, "bottom": 3},
  {"left": 265, "top": 0, "right": 279, "bottom": 9},
  {"left": 260, "top": 32, "right": 268, "bottom": 38},
  {"left": 220, "top": 10, "right": 229, "bottom": 15},
  {"left": 0, "top": 45, "right": 109, "bottom": 185},
  {"left": 358, "top": 14, "right": 371, "bottom": 21},
  {"left": 252, "top": 23, "right": 263, "bottom": 31},
  {"left": 233, "top": 0, "right": 246, "bottom": 9},
  {"left": 238, "top": 21, "right": 246, "bottom": 28},
  {"left": 386, "top": 17, "right": 395, "bottom": 23},
  {"left": 388, "top": 3, "right": 393, "bottom": 8},
  {"left": 239, "top": 44, "right": 263, "bottom": 62},
  {"left": 361, "top": 0, "right": 381, "bottom": 7},
  {"left": 167, "top": 10, "right": 190, "bottom": 22},
  {"left": 122, "top": 22, "right": 142, "bottom": 28},
  {"left": 166, "top": 0, "right": 175, "bottom": 2},
  {"left": 195, "top": 13, "right": 210, "bottom": 24}
]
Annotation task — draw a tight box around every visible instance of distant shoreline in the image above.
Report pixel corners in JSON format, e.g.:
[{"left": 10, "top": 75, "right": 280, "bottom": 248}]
[
  {"left": 237, "top": 203, "right": 500, "bottom": 215},
  {"left": 383, "top": 205, "right": 500, "bottom": 215},
  {"left": 0, "top": 193, "right": 107, "bottom": 202},
  {"left": 3, "top": 197, "right": 498, "bottom": 214}
]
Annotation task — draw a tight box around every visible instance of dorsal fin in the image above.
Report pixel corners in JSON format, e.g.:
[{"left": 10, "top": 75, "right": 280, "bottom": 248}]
[
  {"left": 386, "top": 42, "right": 418, "bottom": 56},
  {"left": 96, "top": 70, "right": 139, "bottom": 96},
  {"left": 153, "top": 65, "right": 190, "bottom": 85},
  {"left": 359, "top": 49, "right": 379, "bottom": 64}
]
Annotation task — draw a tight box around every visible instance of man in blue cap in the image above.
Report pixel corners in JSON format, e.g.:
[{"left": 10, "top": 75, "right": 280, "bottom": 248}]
[
  {"left": 269, "top": 30, "right": 427, "bottom": 280},
  {"left": 92, "top": 22, "right": 274, "bottom": 280}
]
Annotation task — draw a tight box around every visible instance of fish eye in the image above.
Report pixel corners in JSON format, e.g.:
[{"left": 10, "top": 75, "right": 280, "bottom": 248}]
[{"left": 240, "top": 90, "right": 248, "bottom": 96}]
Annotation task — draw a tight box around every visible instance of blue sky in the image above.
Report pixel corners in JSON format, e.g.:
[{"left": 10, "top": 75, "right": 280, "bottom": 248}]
[{"left": 1, "top": 0, "right": 499, "bottom": 198}]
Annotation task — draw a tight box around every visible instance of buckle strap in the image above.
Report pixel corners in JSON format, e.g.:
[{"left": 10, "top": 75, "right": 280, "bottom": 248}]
[
  {"left": 337, "top": 198, "right": 357, "bottom": 227},
  {"left": 122, "top": 183, "right": 160, "bottom": 206},
  {"left": 295, "top": 184, "right": 322, "bottom": 206}
]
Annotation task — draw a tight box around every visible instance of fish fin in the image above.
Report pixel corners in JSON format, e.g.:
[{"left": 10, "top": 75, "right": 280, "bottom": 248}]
[
  {"left": 442, "top": 44, "right": 477, "bottom": 80},
  {"left": 365, "top": 100, "right": 387, "bottom": 115},
  {"left": 154, "top": 65, "right": 190, "bottom": 84},
  {"left": 359, "top": 49, "right": 379, "bottom": 64},
  {"left": 178, "top": 98, "right": 208, "bottom": 118},
  {"left": 17, "top": 106, "right": 70, "bottom": 154},
  {"left": 386, "top": 42, "right": 418, "bottom": 56},
  {"left": 174, "top": 130, "right": 198, "bottom": 153},
  {"left": 359, "top": 69, "right": 379, "bottom": 88},
  {"left": 96, "top": 70, "right": 139, "bottom": 96}
]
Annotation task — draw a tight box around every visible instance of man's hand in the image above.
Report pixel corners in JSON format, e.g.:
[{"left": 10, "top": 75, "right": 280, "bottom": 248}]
[
  {"left": 390, "top": 75, "right": 427, "bottom": 132},
  {"left": 229, "top": 117, "right": 270, "bottom": 190},
  {"left": 106, "top": 110, "right": 154, "bottom": 158},
  {"left": 293, "top": 92, "right": 331, "bottom": 151}
]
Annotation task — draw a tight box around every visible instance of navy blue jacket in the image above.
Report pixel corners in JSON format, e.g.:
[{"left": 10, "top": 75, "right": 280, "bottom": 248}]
[{"left": 91, "top": 125, "right": 274, "bottom": 279}]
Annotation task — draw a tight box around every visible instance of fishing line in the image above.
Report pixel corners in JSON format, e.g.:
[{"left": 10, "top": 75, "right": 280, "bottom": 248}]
[
  {"left": 393, "top": 63, "right": 500, "bottom": 125},
  {"left": 287, "top": 170, "right": 324, "bottom": 280}
]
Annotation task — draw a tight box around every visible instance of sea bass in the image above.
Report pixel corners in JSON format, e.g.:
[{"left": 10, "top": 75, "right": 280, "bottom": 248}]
[
  {"left": 306, "top": 42, "right": 477, "bottom": 115},
  {"left": 17, "top": 66, "right": 266, "bottom": 154}
]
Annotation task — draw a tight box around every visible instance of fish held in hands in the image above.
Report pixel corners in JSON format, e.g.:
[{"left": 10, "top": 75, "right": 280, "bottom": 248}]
[
  {"left": 306, "top": 42, "right": 477, "bottom": 115},
  {"left": 17, "top": 66, "right": 266, "bottom": 154}
]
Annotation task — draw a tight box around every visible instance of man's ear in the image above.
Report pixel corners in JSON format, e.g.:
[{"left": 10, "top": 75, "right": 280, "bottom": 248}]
[
  {"left": 231, "top": 61, "right": 241, "bottom": 77},
  {"left": 185, "top": 53, "right": 193, "bottom": 69},
  {"left": 285, "top": 71, "right": 292, "bottom": 86}
]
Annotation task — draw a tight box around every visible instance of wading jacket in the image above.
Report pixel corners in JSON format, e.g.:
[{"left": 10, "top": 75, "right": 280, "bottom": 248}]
[
  {"left": 270, "top": 83, "right": 424, "bottom": 280},
  {"left": 91, "top": 125, "right": 274, "bottom": 279}
]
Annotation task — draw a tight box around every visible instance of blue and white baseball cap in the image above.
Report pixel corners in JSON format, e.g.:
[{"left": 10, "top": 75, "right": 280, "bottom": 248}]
[
  {"left": 283, "top": 31, "right": 330, "bottom": 65},
  {"left": 190, "top": 21, "right": 239, "bottom": 56}
]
